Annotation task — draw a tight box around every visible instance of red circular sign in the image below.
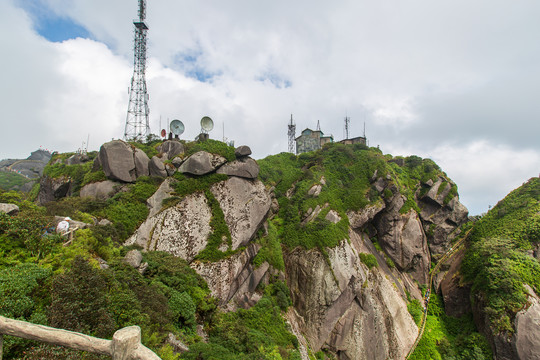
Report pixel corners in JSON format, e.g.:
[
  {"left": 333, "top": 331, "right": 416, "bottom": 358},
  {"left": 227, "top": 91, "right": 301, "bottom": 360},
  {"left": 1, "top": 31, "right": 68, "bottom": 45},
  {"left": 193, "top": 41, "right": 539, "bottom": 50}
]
[{"left": 161, "top": 129, "right": 166, "bottom": 138}]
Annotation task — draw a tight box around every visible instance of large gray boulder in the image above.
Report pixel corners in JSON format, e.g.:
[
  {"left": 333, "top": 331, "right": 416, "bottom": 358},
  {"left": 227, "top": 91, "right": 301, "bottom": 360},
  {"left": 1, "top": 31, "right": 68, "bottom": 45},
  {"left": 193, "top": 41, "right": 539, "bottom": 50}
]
[
  {"left": 178, "top": 151, "right": 226, "bottom": 176},
  {"left": 157, "top": 140, "right": 184, "bottom": 159},
  {"left": 124, "top": 249, "right": 143, "bottom": 268},
  {"left": 99, "top": 140, "right": 137, "bottom": 183},
  {"left": 210, "top": 177, "right": 271, "bottom": 250},
  {"left": 0, "top": 203, "right": 19, "bottom": 215},
  {"left": 235, "top": 145, "right": 252, "bottom": 158},
  {"left": 149, "top": 156, "right": 167, "bottom": 177},
  {"left": 80, "top": 180, "right": 120, "bottom": 200},
  {"left": 216, "top": 157, "right": 259, "bottom": 179},
  {"left": 133, "top": 148, "right": 150, "bottom": 177}
]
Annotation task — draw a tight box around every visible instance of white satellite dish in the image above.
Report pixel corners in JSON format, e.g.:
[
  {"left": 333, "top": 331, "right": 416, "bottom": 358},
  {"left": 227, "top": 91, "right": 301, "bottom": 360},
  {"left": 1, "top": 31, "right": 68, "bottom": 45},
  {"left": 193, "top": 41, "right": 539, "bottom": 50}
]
[
  {"left": 200, "top": 116, "right": 214, "bottom": 133},
  {"left": 170, "top": 119, "right": 185, "bottom": 136}
]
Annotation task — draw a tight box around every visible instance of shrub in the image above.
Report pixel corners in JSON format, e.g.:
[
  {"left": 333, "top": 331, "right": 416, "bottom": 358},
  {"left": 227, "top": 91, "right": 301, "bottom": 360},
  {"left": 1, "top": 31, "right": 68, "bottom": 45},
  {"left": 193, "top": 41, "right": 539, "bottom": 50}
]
[
  {"left": 359, "top": 253, "right": 378, "bottom": 269},
  {"left": 48, "top": 256, "right": 115, "bottom": 338}
]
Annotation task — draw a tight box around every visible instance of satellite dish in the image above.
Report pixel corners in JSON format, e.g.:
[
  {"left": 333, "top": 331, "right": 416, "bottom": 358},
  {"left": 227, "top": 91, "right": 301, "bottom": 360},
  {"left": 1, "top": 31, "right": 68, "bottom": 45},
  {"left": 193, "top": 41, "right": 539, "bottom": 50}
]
[
  {"left": 170, "top": 119, "right": 185, "bottom": 136},
  {"left": 200, "top": 116, "right": 214, "bottom": 133},
  {"left": 161, "top": 129, "right": 166, "bottom": 138}
]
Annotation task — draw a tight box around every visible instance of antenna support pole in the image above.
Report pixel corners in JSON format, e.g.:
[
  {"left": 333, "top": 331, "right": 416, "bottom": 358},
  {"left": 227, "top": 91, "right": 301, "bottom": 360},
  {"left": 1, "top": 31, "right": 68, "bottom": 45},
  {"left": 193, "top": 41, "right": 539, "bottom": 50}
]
[
  {"left": 345, "top": 116, "right": 350, "bottom": 140},
  {"left": 124, "top": 0, "right": 150, "bottom": 141}
]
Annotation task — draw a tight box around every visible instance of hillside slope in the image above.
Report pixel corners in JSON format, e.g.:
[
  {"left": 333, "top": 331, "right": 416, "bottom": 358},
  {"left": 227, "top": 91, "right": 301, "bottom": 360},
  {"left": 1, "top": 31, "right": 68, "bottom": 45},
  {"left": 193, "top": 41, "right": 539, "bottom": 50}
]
[
  {"left": 0, "top": 139, "right": 497, "bottom": 360},
  {"left": 460, "top": 177, "right": 540, "bottom": 359}
]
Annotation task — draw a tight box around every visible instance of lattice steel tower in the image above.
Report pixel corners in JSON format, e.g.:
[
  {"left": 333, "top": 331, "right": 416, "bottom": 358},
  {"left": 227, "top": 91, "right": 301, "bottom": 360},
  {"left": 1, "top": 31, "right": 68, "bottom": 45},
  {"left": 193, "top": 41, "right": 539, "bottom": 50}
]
[
  {"left": 125, "top": 0, "right": 150, "bottom": 141},
  {"left": 288, "top": 114, "right": 296, "bottom": 154}
]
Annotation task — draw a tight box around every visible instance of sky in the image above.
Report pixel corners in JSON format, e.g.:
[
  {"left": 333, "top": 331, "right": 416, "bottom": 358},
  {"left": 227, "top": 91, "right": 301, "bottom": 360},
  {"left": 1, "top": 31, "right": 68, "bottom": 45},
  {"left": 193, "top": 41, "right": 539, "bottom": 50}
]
[{"left": 1, "top": 0, "right": 539, "bottom": 215}]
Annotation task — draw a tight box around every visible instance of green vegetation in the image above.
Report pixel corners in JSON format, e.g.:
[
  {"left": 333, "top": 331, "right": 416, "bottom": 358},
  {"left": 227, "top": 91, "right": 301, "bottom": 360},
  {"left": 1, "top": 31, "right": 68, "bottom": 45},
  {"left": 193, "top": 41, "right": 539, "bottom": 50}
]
[
  {"left": 253, "top": 221, "right": 285, "bottom": 271},
  {"left": 183, "top": 139, "right": 236, "bottom": 162},
  {"left": 257, "top": 144, "right": 447, "bottom": 256},
  {"left": 194, "top": 191, "right": 235, "bottom": 262},
  {"left": 0, "top": 171, "right": 31, "bottom": 190},
  {"left": 359, "top": 253, "right": 378, "bottom": 269},
  {"left": 172, "top": 173, "right": 228, "bottom": 198},
  {"left": 461, "top": 177, "right": 540, "bottom": 334},
  {"left": 129, "top": 140, "right": 161, "bottom": 158},
  {"left": 409, "top": 294, "right": 492, "bottom": 360}
]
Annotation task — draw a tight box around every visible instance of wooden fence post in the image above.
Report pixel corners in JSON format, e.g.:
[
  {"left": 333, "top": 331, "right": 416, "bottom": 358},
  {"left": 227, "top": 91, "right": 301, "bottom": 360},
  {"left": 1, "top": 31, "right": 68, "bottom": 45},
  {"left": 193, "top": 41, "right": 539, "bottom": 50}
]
[{"left": 111, "top": 326, "right": 141, "bottom": 360}]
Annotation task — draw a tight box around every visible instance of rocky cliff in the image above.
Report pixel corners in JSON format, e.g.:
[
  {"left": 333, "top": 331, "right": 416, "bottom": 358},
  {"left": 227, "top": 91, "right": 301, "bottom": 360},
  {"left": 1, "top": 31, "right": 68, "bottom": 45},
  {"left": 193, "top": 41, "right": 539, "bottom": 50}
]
[{"left": 27, "top": 139, "right": 476, "bottom": 359}]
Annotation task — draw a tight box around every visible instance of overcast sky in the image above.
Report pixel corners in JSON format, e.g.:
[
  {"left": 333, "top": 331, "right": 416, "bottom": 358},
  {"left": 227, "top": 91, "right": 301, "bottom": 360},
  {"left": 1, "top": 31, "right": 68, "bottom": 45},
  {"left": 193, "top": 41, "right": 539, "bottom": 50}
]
[{"left": 1, "top": 0, "right": 539, "bottom": 214}]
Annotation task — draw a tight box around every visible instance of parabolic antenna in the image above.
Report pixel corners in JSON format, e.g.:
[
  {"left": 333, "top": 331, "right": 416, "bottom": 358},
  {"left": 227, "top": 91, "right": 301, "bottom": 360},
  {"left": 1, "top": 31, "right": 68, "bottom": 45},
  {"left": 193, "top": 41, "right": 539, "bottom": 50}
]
[
  {"left": 170, "top": 119, "right": 185, "bottom": 136},
  {"left": 200, "top": 116, "right": 214, "bottom": 133}
]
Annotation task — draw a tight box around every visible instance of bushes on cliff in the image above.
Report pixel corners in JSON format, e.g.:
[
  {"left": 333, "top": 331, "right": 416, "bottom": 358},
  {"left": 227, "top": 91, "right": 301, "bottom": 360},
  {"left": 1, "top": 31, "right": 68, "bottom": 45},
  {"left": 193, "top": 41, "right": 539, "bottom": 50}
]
[{"left": 461, "top": 177, "right": 540, "bottom": 334}]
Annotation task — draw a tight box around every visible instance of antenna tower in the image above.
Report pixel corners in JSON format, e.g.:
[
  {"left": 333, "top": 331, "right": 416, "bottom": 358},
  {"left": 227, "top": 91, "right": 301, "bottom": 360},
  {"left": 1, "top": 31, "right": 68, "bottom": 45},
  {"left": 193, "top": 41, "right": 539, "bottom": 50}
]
[
  {"left": 124, "top": 0, "right": 150, "bottom": 141},
  {"left": 288, "top": 114, "right": 296, "bottom": 153},
  {"left": 344, "top": 116, "right": 350, "bottom": 139}
]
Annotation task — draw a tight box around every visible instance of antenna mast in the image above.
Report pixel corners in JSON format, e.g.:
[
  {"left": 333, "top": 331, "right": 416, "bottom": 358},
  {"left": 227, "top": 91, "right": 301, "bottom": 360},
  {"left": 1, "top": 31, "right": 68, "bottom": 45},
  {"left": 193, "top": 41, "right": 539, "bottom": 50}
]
[
  {"left": 124, "top": 0, "right": 150, "bottom": 141},
  {"left": 288, "top": 114, "right": 296, "bottom": 154},
  {"left": 344, "top": 115, "right": 350, "bottom": 139}
]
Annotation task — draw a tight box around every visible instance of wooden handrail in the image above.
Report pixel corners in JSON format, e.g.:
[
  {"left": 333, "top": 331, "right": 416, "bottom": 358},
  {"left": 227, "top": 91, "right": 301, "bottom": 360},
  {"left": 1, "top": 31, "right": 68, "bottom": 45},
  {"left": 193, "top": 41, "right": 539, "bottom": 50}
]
[{"left": 0, "top": 316, "right": 161, "bottom": 360}]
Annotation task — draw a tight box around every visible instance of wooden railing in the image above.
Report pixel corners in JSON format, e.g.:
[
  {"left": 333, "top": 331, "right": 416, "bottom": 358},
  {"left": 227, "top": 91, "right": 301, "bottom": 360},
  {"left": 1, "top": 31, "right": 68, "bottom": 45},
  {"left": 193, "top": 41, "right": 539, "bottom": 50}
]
[{"left": 0, "top": 316, "right": 161, "bottom": 360}]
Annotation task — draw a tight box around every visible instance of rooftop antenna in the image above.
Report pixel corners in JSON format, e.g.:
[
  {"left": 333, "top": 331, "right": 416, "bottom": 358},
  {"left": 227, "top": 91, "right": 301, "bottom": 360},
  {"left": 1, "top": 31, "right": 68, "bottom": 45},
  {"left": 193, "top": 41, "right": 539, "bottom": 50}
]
[
  {"left": 288, "top": 114, "right": 296, "bottom": 154},
  {"left": 124, "top": 0, "right": 150, "bottom": 141},
  {"left": 344, "top": 115, "right": 350, "bottom": 140},
  {"left": 316, "top": 120, "right": 321, "bottom": 131},
  {"left": 363, "top": 121, "right": 366, "bottom": 138}
]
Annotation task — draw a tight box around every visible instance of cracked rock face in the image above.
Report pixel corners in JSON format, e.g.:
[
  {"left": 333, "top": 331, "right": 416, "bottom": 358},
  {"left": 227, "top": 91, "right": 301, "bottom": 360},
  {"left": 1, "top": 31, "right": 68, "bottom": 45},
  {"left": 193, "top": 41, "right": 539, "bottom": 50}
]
[
  {"left": 374, "top": 194, "right": 430, "bottom": 284},
  {"left": 284, "top": 238, "right": 417, "bottom": 359},
  {"left": 191, "top": 244, "right": 269, "bottom": 311},
  {"left": 210, "top": 177, "right": 271, "bottom": 250},
  {"left": 125, "top": 192, "right": 212, "bottom": 262},
  {"left": 417, "top": 177, "right": 468, "bottom": 257}
]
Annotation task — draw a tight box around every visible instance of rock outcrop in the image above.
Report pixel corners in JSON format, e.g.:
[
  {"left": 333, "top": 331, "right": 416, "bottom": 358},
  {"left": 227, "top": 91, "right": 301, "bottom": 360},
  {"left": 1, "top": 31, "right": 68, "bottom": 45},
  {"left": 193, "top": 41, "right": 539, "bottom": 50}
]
[
  {"left": 191, "top": 244, "right": 269, "bottom": 311},
  {"left": 235, "top": 145, "right": 252, "bottom": 158},
  {"left": 149, "top": 156, "right": 167, "bottom": 177},
  {"left": 178, "top": 151, "right": 226, "bottom": 176},
  {"left": 0, "top": 203, "right": 19, "bottom": 215},
  {"left": 80, "top": 180, "right": 121, "bottom": 200},
  {"left": 284, "top": 234, "right": 417, "bottom": 359},
  {"left": 374, "top": 194, "right": 430, "bottom": 284},
  {"left": 37, "top": 175, "right": 72, "bottom": 205},
  {"left": 97, "top": 140, "right": 150, "bottom": 183},
  {"left": 216, "top": 158, "right": 259, "bottom": 179},
  {"left": 440, "top": 247, "right": 471, "bottom": 318},
  {"left": 126, "top": 192, "right": 213, "bottom": 262},
  {"left": 473, "top": 285, "right": 540, "bottom": 360},
  {"left": 417, "top": 177, "right": 468, "bottom": 257},
  {"left": 157, "top": 140, "right": 184, "bottom": 159},
  {"left": 514, "top": 286, "right": 540, "bottom": 360},
  {"left": 210, "top": 177, "right": 271, "bottom": 250}
]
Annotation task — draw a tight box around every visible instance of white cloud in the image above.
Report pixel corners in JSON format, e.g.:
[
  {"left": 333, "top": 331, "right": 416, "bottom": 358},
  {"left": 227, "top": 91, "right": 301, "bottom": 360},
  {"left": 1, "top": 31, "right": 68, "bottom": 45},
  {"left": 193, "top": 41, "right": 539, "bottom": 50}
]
[{"left": 1, "top": 0, "right": 539, "bottom": 215}]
